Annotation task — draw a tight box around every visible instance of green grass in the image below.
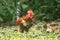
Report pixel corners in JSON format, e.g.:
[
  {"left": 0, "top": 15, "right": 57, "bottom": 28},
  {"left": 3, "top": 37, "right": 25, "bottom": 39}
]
[{"left": 0, "top": 25, "right": 59, "bottom": 40}]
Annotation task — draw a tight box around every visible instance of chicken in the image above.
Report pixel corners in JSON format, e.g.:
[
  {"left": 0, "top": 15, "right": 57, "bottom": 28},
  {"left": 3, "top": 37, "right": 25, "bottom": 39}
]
[{"left": 16, "top": 9, "right": 34, "bottom": 33}]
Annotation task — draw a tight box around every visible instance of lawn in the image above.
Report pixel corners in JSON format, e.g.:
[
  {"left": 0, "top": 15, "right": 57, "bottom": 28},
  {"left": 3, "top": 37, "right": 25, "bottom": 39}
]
[{"left": 0, "top": 22, "right": 60, "bottom": 40}]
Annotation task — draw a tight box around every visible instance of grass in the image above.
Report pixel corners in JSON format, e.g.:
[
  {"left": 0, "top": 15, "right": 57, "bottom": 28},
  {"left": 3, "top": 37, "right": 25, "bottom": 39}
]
[{"left": 0, "top": 22, "right": 60, "bottom": 40}]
